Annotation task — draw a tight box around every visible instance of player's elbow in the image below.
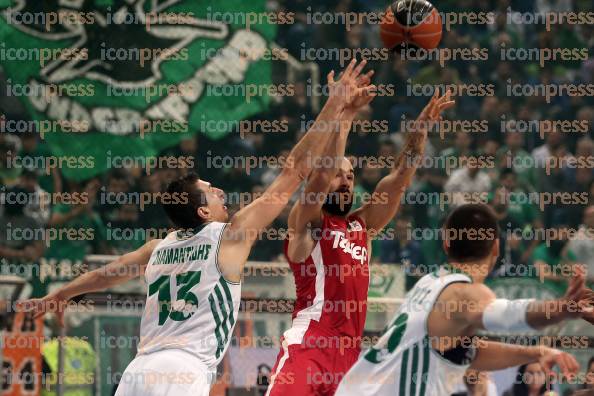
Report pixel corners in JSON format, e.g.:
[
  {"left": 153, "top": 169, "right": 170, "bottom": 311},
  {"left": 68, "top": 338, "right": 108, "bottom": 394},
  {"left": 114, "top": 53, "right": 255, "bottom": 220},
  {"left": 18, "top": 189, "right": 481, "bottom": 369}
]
[{"left": 279, "top": 165, "right": 303, "bottom": 184}]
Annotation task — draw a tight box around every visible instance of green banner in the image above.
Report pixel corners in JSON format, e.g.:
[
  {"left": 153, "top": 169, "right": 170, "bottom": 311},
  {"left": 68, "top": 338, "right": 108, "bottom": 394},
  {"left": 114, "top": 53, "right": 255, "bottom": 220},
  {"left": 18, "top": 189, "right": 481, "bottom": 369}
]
[{"left": 0, "top": 0, "right": 276, "bottom": 180}]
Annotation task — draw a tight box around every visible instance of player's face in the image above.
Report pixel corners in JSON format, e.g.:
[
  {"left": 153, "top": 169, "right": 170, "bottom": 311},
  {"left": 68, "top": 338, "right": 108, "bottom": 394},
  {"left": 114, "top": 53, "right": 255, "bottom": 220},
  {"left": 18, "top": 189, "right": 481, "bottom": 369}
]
[
  {"left": 197, "top": 179, "right": 229, "bottom": 222},
  {"left": 323, "top": 158, "right": 355, "bottom": 216}
]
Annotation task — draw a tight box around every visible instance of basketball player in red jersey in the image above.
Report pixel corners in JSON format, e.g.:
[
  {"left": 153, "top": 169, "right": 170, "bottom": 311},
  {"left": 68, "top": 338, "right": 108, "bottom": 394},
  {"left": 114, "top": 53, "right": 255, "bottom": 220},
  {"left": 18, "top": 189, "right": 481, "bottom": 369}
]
[{"left": 265, "top": 89, "right": 455, "bottom": 396}]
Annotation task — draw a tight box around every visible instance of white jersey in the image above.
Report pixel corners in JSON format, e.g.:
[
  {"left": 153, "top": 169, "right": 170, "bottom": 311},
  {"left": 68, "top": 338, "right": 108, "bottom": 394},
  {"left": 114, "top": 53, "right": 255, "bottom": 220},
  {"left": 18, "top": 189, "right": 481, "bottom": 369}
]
[
  {"left": 336, "top": 267, "right": 475, "bottom": 396},
  {"left": 137, "top": 222, "right": 240, "bottom": 369}
]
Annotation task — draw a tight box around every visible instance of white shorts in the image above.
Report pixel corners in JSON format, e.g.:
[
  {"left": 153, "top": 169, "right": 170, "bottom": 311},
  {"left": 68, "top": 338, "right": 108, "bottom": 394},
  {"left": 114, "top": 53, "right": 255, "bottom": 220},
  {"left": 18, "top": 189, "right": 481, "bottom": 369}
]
[{"left": 114, "top": 349, "right": 216, "bottom": 396}]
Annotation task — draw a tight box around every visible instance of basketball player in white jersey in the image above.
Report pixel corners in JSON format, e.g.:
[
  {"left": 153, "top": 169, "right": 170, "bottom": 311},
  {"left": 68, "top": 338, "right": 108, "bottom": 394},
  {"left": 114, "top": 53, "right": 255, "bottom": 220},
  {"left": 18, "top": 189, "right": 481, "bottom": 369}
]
[
  {"left": 16, "top": 59, "right": 377, "bottom": 396},
  {"left": 336, "top": 203, "right": 594, "bottom": 396}
]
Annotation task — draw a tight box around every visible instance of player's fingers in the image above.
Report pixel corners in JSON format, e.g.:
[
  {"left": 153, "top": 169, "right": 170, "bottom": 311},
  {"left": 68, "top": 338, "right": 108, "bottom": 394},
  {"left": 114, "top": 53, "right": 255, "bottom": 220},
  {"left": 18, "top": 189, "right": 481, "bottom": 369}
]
[
  {"left": 567, "top": 353, "right": 580, "bottom": 374},
  {"left": 328, "top": 70, "right": 335, "bottom": 85},
  {"left": 357, "top": 76, "right": 371, "bottom": 88},
  {"left": 359, "top": 85, "right": 377, "bottom": 96},
  {"left": 432, "top": 88, "right": 440, "bottom": 100},
  {"left": 542, "top": 362, "right": 554, "bottom": 381},
  {"left": 557, "top": 355, "right": 569, "bottom": 378},
  {"left": 15, "top": 299, "right": 39, "bottom": 313},
  {"left": 575, "top": 264, "right": 586, "bottom": 276},
  {"left": 571, "top": 265, "right": 586, "bottom": 285},
  {"left": 352, "top": 59, "right": 368, "bottom": 80},
  {"left": 578, "top": 298, "right": 594, "bottom": 314},
  {"left": 343, "top": 58, "right": 357, "bottom": 79},
  {"left": 33, "top": 310, "right": 46, "bottom": 320},
  {"left": 560, "top": 354, "right": 577, "bottom": 378},
  {"left": 439, "top": 90, "right": 453, "bottom": 105},
  {"left": 423, "top": 95, "right": 438, "bottom": 118},
  {"left": 567, "top": 271, "right": 585, "bottom": 297},
  {"left": 437, "top": 100, "right": 456, "bottom": 113},
  {"left": 357, "top": 70, "right": 374, "bottom": 87},
  {"left": 363, "top": 69, "right": 375, "bottom": 80},
  {"left": 57, "top": 310, "right": 65, "bottom": 328},
  {"left": 429, "top": 98, "right": 443, "bottom": 120}
]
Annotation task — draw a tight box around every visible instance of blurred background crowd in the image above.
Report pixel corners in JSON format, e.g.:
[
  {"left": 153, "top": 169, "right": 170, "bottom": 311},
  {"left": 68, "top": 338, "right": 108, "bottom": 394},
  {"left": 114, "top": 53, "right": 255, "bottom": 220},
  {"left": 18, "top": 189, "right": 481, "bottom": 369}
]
[{"left": 2, "top": 0, "right": 594, "bottom": 291}]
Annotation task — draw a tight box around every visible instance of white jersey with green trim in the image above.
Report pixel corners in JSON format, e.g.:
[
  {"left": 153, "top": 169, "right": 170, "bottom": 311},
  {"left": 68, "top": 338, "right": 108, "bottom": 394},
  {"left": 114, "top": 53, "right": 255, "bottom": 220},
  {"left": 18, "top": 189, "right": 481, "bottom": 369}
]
[
  {"left": 336, "top": 267, "right": 474, "bottom": 396},
  {"left": 136, "top": 221, "right": 241, "bottom": 369}
]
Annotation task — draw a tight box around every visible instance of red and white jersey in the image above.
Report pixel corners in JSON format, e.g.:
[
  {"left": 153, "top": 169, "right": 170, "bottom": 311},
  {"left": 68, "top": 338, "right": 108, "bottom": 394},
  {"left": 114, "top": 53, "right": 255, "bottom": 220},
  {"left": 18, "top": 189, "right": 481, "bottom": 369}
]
[{"left": 283, "top": 213, "right": 370, "bottom": 350}]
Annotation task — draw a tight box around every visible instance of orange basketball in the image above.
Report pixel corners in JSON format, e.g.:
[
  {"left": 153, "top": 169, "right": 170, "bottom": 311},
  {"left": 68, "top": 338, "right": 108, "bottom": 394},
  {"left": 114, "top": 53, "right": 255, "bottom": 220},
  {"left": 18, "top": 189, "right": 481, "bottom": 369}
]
[{"left": 380, "top": 0, "right": 442, "bottom": 51}]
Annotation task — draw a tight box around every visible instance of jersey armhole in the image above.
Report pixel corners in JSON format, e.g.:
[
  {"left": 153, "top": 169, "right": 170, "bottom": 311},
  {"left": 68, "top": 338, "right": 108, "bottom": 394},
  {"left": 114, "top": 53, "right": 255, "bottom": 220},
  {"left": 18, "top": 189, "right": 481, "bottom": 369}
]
[
  {"left": 143, "top": 238, "right": 166, "bottom": 279},
  {"left": 423, "top": 279, "right": 474, "bottom": 367},
  {"left": 215, "top": 223, "right": 241, "bottom": 285}
]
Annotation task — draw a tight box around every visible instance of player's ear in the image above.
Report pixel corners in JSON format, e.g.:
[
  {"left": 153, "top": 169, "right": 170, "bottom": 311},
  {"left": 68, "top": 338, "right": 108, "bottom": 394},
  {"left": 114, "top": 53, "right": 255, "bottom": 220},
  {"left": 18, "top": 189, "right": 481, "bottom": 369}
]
[
  {"left": 197, "top": 206, "right": 210, "bottom": 221},
  {"left": 442, "top": 238, "right": 449, "bottom": 255},
  {"left": 491, "top": 239, "right": 500, "bottom": 260}
]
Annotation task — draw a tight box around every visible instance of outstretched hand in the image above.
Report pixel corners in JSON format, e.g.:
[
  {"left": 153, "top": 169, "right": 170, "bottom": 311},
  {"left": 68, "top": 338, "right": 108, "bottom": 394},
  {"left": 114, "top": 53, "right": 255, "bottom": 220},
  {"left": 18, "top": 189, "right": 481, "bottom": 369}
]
[
  {"left": 16, "top": 292, "right": 68, "bottom": 327},
  {"left": 327, "top": 58, "right": 377, "bottom": 114},
  {"left": 538, "top": 348, "right": 580, "bottom": 384},
  {"left": 405, "top": 89, "right": 455, "bottom": 154},
  {"left": 415, "top": 88, "right": 456, "bottom": 127},
  {"left": 562, "top": 265, "right": 594, "bottom": 324}
]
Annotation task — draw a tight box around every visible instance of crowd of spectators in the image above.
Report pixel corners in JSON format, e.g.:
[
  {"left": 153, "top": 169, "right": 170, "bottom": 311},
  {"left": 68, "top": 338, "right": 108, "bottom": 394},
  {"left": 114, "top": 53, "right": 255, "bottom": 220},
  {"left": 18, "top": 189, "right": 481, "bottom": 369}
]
[{"left": 0, "top": 0, "right": 593, "bottom": 293}]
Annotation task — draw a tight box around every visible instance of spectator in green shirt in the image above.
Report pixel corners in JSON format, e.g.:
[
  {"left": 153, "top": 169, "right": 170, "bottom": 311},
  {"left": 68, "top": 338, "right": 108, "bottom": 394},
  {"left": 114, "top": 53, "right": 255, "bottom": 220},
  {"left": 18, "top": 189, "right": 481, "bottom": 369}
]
[
  {"left": 531, "top": 226, "right": 577, "bottom": 288},
  {"left": 44, "top": 179, "right": 107, "bottom": 263},
  {"left": 0, "top": 186, "right": 46, "bottom": 297},
  {"left": 492, "top": 168, "right": 543, "bottom": 264},
  {"left": 496, "top": 131, "right": 535, "bottom": 192}
]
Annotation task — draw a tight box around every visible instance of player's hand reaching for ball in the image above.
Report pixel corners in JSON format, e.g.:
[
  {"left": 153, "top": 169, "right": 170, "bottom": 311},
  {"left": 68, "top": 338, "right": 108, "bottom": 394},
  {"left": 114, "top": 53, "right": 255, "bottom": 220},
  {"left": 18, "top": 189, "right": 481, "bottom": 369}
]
[
  {"left": 405, "top": 89, "right": 455, "bottom": 156},
  {"left": 327, "top": 58, "right": 376, "bottom": 114},
  {"left": 538, "top": 347, "right": 580, "bottom": 383},
  {"left": 558, "top": 265, "right": 594, "bottom": 323},
  {"left": 415, "top": 88, "right": 456, "bottom": 129},
  {"left": 16, "top": 291, "right": 68, "bottom": 327}
]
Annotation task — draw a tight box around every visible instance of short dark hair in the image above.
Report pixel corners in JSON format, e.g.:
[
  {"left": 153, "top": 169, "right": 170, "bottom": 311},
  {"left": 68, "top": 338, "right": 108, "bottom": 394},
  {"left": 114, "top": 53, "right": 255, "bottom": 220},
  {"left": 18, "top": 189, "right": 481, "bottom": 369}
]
[
  {"left": 443, "top": 203, "right": 499, "bottom": 262},
  {"left": 162, "top": 173, "right": 207, "bottom": 228},
  {"left": 500, "top": 167, "right": 516, "bottom": 178}
]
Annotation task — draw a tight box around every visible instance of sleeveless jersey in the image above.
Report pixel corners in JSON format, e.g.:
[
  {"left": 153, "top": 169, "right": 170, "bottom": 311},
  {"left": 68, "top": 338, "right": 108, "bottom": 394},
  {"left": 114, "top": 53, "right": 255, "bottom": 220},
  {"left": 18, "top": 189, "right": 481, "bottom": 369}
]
[
  {"left": 137, "top": 222, "right": 240, "bottom": 369},
  {"left": 283, "top": 213, "right": 370, "bottom": 349},
  {"left": 335, "top": 267, "right": 474, "bottom": 396}
]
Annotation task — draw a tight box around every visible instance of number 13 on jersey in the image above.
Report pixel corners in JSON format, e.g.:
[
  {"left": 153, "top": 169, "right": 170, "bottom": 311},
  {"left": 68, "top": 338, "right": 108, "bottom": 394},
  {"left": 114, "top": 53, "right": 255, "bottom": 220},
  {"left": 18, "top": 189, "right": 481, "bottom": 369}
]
[{"left": 148, "top": 271, "right": 202, "bottom": 325}]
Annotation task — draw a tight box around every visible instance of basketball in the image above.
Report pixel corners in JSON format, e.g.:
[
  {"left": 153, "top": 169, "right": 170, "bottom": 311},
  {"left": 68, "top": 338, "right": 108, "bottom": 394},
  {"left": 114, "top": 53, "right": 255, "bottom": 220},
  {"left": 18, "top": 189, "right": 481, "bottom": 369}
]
[{"left": 380, "top": 0, "right": 443, "bottom": 51}]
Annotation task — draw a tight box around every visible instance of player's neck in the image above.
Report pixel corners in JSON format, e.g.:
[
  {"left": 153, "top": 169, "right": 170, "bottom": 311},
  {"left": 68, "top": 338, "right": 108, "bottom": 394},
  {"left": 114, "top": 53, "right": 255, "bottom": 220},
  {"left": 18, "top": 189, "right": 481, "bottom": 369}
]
[
  {"left": 322, "top": 209, "right": 349, "bottom": 219},
  {"left": 448, "top": 260, "right": 490, "bottom": 283}
]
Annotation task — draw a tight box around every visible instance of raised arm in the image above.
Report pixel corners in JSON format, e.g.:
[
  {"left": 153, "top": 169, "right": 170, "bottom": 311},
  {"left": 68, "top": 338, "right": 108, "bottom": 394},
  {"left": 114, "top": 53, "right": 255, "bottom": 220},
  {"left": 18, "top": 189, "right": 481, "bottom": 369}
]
[
  {"left": 218, "top": 60, "right": 376, "bottom": 281},
  {"left": 352, "top": 90, "right": 455, "bottom": 234},
  {"left": 287, "top": 68, "right": 375, "bottom": 262},
  {"left": 16, "top": 239, "right": 160, "bottom": 326}
]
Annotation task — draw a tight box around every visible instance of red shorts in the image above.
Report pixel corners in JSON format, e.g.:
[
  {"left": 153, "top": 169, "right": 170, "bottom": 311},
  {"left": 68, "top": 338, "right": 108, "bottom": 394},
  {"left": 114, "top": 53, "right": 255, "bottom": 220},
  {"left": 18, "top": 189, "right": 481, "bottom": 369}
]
[{"left": 265, "top": 336, "right": 360, "bottom": 396}]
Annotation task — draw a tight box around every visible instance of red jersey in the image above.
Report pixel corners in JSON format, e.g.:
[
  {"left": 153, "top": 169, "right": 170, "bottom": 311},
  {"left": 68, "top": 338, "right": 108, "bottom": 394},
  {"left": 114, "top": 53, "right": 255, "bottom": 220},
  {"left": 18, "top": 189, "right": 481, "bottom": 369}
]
[{"left": 283, "top": 213, "right": 370, "bottom": 351}]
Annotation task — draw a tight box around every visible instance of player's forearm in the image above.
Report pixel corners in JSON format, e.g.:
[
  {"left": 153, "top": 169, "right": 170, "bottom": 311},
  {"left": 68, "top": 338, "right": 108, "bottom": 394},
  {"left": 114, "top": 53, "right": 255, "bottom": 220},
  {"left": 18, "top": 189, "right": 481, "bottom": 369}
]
[
  {"left": 53, "top": 259, "right": 139, "bottom": 301},
  {"left": 526, "top": 299, "right": 577, "bottom": 329},
  {"left": 310, "top": 110, "right": 352, "bottom": 180},
  {"left": 471, "top": 341, "right": 545, "bottom": 371},
  {"left": 0, "top": 246, "right": 26, "bottom": 259},
  {"left": 384, "top": 128, "right": 426, "bottom": 192},
  {"left": 287, "top": 98, "right": 344, "bottom": 179}
]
